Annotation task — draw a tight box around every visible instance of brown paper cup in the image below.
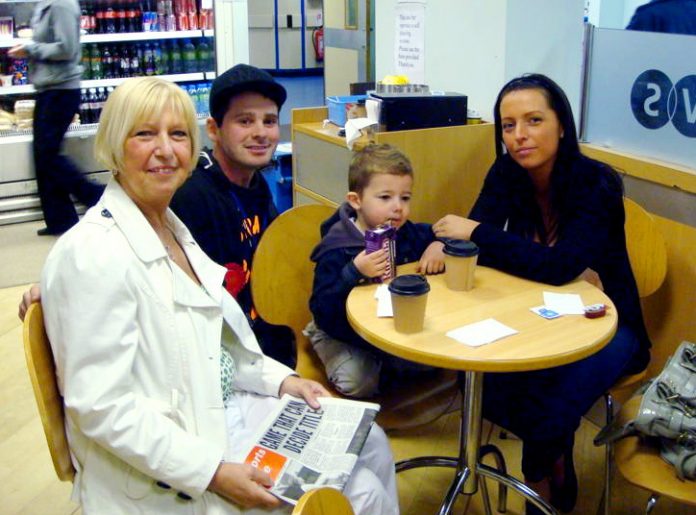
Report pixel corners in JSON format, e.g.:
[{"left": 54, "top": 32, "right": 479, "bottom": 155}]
[
  {"left": 389, "top": 274, "right": 430, "bottom": 334},
  {"left": 444, "top": 254, "right": 478, "bottom": 291}
]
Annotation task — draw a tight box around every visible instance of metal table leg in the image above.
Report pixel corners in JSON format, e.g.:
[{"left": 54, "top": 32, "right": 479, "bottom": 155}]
[{"left": 394, "top": 370, "right": 558, "bottom": 515}]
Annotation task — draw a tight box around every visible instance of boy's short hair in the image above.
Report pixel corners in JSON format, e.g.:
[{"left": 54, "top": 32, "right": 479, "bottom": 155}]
[{"left": 348, "top": 143, "right": 413, "bottom": 194}]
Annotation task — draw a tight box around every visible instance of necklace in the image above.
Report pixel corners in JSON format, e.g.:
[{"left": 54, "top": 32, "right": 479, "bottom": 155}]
[{"left": 161, "top": 226, "right": 178, "bottom": 261}]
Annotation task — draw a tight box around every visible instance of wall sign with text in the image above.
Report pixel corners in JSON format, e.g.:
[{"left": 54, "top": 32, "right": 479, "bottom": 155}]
[{"left": 631, "top": 70, "right": 696, "bottom": 138}]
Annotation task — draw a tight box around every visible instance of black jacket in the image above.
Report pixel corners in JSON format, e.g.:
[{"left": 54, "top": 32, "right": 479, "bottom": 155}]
[
  {"left": 627, "top": 0, "right": 696, "bottom": 35},
  {"left": 309, "top": 202, "right": 435, "bottom": 349},
  {"left": 170, "top": 149, "right": 296, "bottom": 368},
  {"left": 469, "top": 155, "right": 651, "bottom": 371}
]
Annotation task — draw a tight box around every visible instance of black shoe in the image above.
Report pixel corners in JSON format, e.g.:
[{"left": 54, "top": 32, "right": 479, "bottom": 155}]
[
  {"left": 525, "top": 500, "right": 546, "bottom": 515},
  {"left": 550, "top": 449, "right": 578, "bottom": 513},
  {"left": 37, "top": 227, "right": 67, "bottom": 236}
]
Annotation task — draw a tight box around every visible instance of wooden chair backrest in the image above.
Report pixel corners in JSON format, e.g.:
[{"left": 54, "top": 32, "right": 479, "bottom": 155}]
[
  {"left": 252, "top": 204, "right": 335, "bottom": 386},
  {"left": 292, "top": 487, "right": 355, "bottom": 515},
  {"left": 624, "top": 197, "right": 667, "bottom": 298},
  {"left": 22, "top": 302, "right": 75, "bottom": 482}
]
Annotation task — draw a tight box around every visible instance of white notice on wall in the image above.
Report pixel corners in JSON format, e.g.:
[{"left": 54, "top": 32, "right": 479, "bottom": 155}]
[{"left": 394, "top": 2, "right": 425, "bottom": 84}]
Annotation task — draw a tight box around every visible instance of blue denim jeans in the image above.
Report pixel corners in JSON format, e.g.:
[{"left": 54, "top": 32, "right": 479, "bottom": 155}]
[
  {"left": 33, "top": 89, "right": 104, "bottom": 231},
  {"left": 482, "top": 324, "right": 643, "bottom": 480}
]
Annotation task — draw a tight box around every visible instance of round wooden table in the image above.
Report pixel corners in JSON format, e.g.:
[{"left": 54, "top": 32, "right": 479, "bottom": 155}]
[{"left": 347, "top": 263, "right": 617, "bottom": 515}]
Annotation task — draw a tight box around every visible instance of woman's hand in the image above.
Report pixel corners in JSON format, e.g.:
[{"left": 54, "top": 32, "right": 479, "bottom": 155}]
[
  {"left": 18, "top": 283, "right": 41, "bottom": 321},
  {"left": 433, "top": 215, "right": 480, "bottom": 241},
  {"left": 353, "top": 248, "right": 389, "bottom": 279},
  {"left": 577, "top": 267, "right": 604, "bottom": 291},
  {"left": 279, "top": 376, "right": 332, "bottom": 409},
  {"left": 417, "top": 241, "right": 445, "bottom": 274},
  {"left": 208, "top": 462, "right": 282, "bottom": 509},
  {"left": 8, "top": 45, "right": 28, "bottom": 58}
]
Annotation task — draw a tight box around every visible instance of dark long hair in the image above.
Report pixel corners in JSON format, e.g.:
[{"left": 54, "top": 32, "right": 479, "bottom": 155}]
[
  {"left": 493, "top": 73, "right": 581, "bottom": 164},
  {"left": 491, "top": 73, "right": 621, "bottom": 242}
]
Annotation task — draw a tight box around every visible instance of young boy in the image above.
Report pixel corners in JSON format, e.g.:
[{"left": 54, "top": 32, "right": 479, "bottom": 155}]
[{"left": 307, "top": 143, "right": 445, "bottom": 398}]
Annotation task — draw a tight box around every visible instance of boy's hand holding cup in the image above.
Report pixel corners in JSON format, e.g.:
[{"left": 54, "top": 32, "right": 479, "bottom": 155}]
[{"left": 354, "top": 248, "right": 390, "bottom": 279}]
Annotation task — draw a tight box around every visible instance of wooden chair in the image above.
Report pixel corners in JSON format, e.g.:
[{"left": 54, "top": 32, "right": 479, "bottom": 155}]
[
  {"left": 22, "top": 302, "right": 75, "bottom": 482},
  {"left": 251, "top": 204, "right": 458, "bottom": 430},
  {"left": 600, "top": 197, "right": 668, "bottom": 513},
  {"left": 292, "top": 487, "right": 354, "bottom": 515},
  {"left": 612, "top": 395, "right": 696, "bottom": 513}
]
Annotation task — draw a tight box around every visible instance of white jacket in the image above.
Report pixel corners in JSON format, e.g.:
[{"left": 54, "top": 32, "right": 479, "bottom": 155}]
[{"left": 41, "top": 180, "right": 294, "bottom": 514}]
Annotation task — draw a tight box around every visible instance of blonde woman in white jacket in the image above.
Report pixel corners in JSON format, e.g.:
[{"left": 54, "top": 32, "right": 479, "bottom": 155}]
[{"left": 41, "top": 77, "right": 398, "bottom": 515}]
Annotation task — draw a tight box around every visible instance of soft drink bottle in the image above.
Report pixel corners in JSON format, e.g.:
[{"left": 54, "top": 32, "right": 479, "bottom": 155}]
[
  {"left": 143, "top": 43, "right": 155, "bottom": 75},
  {"left": 195, "top": 38, "right": 210, "bottom": 73},
  {"left": 169, "top": 40, "right": 182, "bottom": 74},
  {"left": 164, "top": 0, "right": 175, "bottom": 31},
  {"left": 153, "top": 41, "right": 164, "bottom": 75},
  {"left": 105, "top": 4, "right": 117, "bottom": 33},
  {"left": 87, "top": 2, "right": 96, "bottom": 33},
  {"left": 97, "top": 87, "right": 107, "bottom": 120},
  {"left": 119, "top": 44, "right": 130, "bottom": 77},
  {"left": 90, "top": 44, "right": 103, "bottom": 79},
  {"left": 88, "top": 88, "right": 100, "bottom": 122},
  {"left": 81, "top": 45, "right": 92, "bottom": 79},
  {"left": 156, "top": 0, "right": 166, "bottom": 32},
  {"left": 128, "top": 1, "right": 141, "bottom": 32},
  {"left": 186, "top": 0, "right": 197, "bottom": 30},
  {"left": 112, "top": 44, "right": 123, "bottom": 77},
  {"left": 182, "top": 39, "right": 196, "bottom": 73},
  {"left": 102, "top": 45, "right": 114, "bottom": 78},
  {"left": 199, "top": 83, "right": 210, "bottom": 116},
  {"left": 80, "top": 2, "right": 90, "bottom": 35},
  {"left": 79, "top": 89, "right": 91, "bottom": 124},
  {"left": 124, "top": 45, "right": 135, "bottom": 76},
  {"left": 115, "top": 0, "right": 126, "bottom": 32},
  {"left": 94, "top": 0, "right": 104, "bottom": 33}
]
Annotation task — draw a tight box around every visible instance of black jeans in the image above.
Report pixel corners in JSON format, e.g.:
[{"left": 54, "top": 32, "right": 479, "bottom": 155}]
[
  {"left": 33, "top": 89, "right": 104, "bottom": 231},
  {"left": 483, "top": 324, "right": 642, "bottom": 480}
]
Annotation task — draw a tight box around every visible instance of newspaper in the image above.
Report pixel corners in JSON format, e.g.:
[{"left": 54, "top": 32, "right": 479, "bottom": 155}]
[{"left": 243, "top": 394, "right": 380, "bottom": 505}]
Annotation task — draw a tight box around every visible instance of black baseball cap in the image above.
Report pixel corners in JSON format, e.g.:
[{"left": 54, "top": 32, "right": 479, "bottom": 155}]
[{"left": 209, "top": 64, "right": 287, "bottom": 124}]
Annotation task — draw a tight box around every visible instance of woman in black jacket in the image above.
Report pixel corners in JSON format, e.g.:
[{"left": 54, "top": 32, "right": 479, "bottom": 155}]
[{"left": 434, "top": 74, "right": 651, "bottom": 514}]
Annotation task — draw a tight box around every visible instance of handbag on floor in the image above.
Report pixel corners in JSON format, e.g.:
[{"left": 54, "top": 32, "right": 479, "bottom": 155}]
[{"left": 595, "top": 341, "right": 696, "bottom": 480}]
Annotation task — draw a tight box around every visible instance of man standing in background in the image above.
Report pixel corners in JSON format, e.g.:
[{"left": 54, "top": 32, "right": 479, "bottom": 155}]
[{"left": 9, "top": 0, "right": 104, "bottom": 236}]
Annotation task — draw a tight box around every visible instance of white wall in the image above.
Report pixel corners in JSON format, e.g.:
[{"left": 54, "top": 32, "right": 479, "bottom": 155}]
[{"left": 375, "top": 0, "right": 585, "bottom": 121}]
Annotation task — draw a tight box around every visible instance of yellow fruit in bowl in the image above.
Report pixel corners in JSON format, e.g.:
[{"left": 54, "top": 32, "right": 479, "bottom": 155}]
[{"left": 381, "top": 74, "right": 410, "bottom": 85}]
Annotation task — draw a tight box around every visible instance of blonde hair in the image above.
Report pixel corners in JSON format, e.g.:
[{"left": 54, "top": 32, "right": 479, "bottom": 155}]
[
  {"left": 348, "top": 143, "right": 413, "bottom": 194},
  {"left": 94, "top": 77, "right": 200, "bottom": 173}
]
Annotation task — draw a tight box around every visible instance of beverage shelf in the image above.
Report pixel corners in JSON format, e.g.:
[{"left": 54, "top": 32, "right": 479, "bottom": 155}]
[
  {"left": 82, "top": 29, "right": 205, "bottom": 44},
  {"left": 1, "top": 29, "right": 209, "bottom": 48},
  {"left": 0, "top": 37, "right": 29, "bottom": 49},
  {"left": 0, "top": 71, "right": 214, "bottom": 95}
]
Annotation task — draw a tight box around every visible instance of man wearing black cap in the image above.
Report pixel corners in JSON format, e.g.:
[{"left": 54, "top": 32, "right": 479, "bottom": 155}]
[
  {"left": 18, "top": 64, "right": 296, "bottom": 368},
  {"left": 170, "top": 64, "right": 295, "bottom": 368}
]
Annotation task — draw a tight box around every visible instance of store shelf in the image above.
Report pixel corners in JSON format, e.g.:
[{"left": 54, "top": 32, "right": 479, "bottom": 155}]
[
  {"left": 1, "top": 72, "right": 213, "bottom": 95},
  {"left": 0, "top": 83, "right": 32, "bottom": 94},
  {"left": 0, "top": 37, "right": 29, "bottom": 49},
  {"left": 82, "top": 30, "right": 205, "bottom": 44},
  {"left": 1, "top": 29, "right": 209, "bottom": 49}
]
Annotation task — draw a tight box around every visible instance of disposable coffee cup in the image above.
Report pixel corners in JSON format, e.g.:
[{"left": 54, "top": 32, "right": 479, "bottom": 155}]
[
  {"left": 443, "top": 239, "right": 479, "bottom": 291},
  {"left": 388, "top": 274, "right": 430, "bottom": 334}
]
